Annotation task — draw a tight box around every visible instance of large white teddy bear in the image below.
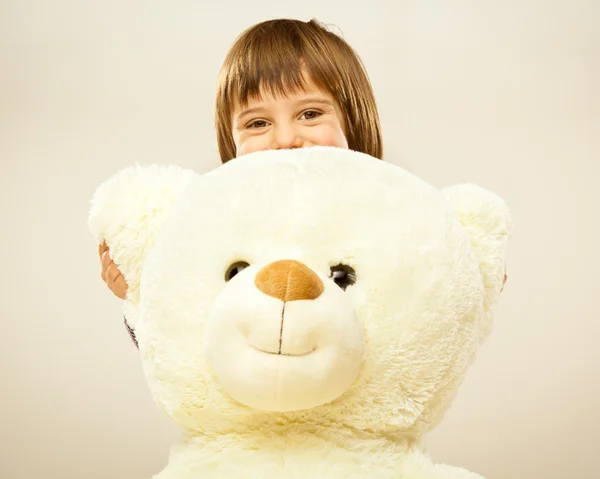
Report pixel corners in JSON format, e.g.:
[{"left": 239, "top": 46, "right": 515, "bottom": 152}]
[{"left": 89, "top": 146, "right": 510, "bottom": 479}]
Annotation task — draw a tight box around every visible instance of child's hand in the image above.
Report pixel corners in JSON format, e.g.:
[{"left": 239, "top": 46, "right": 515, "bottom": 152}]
[{"left": 99, "top": 242, "right": 128, "bottom": 299}]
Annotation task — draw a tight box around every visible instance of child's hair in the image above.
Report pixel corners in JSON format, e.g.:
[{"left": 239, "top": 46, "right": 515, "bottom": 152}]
[{"left": 215, "top": 18, "right": 383, "bottom": 163}]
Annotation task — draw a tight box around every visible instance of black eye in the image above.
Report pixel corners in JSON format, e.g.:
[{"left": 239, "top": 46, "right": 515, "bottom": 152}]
[
  {"left": 225, "top": 261, "right": 250, "bottom": 281},
  {"left": 329, "top": 264, "right": 356, "bottom": 290}
]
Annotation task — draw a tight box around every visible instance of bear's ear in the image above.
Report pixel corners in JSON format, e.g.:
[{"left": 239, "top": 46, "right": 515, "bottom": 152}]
[
  {"left": 441, "top": 184, "right": 512, "bottom": 332},
  {"left": 88, "top": 164, "right": 197, "bottom": 327}
]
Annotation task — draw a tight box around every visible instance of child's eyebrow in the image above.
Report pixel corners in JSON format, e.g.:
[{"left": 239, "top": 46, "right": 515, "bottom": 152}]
[
  {"left": 295, "top": 97, "right": 334, "bottom": 107},
  {"left": 236, "top": 106, "right": 267, "bottom": 119}
]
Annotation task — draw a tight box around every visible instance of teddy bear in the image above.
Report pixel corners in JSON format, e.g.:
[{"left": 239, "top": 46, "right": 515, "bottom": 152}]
[{"left": 88, "top": 146, "right": 511, "bottom": 479}]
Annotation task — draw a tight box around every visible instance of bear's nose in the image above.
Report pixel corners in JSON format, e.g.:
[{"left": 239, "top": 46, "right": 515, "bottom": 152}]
[{"left": 255, "top": 260, "right": 324, "bottom": 302}]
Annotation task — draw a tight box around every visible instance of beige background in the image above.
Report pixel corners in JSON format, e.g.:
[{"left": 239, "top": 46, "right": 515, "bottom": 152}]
[{"left": 1, "top": 1, "right": 598, "bottom": 478}]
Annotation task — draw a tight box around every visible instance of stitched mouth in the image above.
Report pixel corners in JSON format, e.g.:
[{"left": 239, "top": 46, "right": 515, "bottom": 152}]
[{"left": 250, "top": 345, "right": 316, "bottom": 357}]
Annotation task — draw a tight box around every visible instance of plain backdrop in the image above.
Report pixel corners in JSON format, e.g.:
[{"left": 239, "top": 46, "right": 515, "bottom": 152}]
[{"left": 1, "top": 1, "right": 598, "bottom": 478}]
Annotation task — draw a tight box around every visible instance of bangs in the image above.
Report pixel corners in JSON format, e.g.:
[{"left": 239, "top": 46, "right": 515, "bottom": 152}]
[
  {"left": 232, "top": 42, "right": 306, "bottom": 106},
  {"left": 221, "top": 20, "right": 339, "bottom": 107}
]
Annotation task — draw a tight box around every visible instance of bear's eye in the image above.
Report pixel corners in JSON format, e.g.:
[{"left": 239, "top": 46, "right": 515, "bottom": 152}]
[
  {"left": 225, "top": 261, "right": 250, "bottom": 281},
  {"left": 329, "top": 264, "right": 356, "bottom": 290}
]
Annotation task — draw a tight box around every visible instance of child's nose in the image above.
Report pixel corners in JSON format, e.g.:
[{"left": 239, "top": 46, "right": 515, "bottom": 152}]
[{"left": 271, "top": 124, "right": 303, "bottom": 150}]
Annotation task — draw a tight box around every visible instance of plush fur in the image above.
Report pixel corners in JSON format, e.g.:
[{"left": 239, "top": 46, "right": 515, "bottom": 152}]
[{"left": 89, "top": 146, "right": 511, "bottom": 478}]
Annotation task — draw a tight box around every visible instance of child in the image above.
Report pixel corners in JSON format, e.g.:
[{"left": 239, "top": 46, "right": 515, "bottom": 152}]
[{"left": 99, "top": 18, "right": 384, "bottom": 308}]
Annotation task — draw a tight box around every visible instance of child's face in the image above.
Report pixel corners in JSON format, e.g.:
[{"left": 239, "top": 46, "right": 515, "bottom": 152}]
[{"left": 232, "top": 77, "right": 348, "bottom": 158}]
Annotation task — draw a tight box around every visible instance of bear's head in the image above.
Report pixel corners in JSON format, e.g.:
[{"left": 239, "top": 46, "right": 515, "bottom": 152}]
[{"left": 89, "top": 147, "right": 510, "bottom": 441}]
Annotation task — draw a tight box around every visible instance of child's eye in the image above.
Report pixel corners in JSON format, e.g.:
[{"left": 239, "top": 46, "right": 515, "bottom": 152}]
[
  {"left": 246, "top": 120, "right": 269, "bottom": 129},
  {"left": 300, "top": 110, "right": 322, "bottom": 121}
]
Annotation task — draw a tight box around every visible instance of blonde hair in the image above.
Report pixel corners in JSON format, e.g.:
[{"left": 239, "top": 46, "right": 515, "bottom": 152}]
[{"left": 215, "top": 18, "right": 383, "bottom": 163}]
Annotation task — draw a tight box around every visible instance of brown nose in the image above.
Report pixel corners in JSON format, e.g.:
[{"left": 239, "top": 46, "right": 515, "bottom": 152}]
[{"left": 255, "top": 260, "right": 324, "bottom": 302}]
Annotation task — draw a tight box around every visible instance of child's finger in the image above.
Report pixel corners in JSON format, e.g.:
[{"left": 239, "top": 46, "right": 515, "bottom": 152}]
[
  {"left": 98, "top": 241, "right": 108, "bottom": 258},
  {"left": 111, "top": 276, "right": 127, "bottom": 299},
  {"left": 106, "top": 263, "right": 122, "bottom": 285},
  {"left": 101, "top": 250, "right": 113, "bottom": 274}
]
